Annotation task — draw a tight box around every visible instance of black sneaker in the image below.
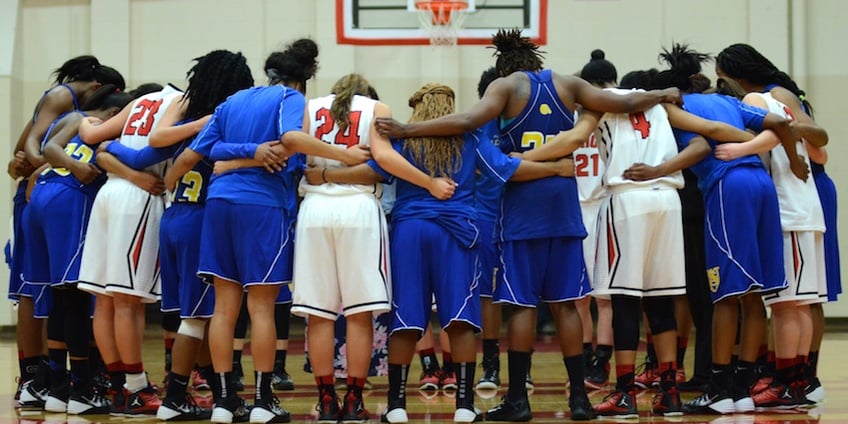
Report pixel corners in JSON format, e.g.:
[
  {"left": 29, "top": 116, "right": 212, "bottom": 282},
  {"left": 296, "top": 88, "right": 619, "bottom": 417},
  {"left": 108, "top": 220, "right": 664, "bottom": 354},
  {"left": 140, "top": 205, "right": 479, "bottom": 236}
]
[
  {"left": 157, "top": 393, "right": 212, "bottom": 421},
  {"left": 211, "top": 395, "right": 251, "bottom": 423},
  {"left": 109, "top": 388, "right": 128, "bottom": 416},
  {"left": 14, "top": 377, "right": 24, "bottom": 402},
  {"left": 271, "top": 370, "right": 294, "bottom": 391},
  {"left": 678, "top": 376, "right": 710, "bottom": 392},
  {"left": 476, "top": 362, "right": 500, "bottom": 390},
  {"left": 340, "top": 391, "right": 369, "bottom": 423},
  {"left": 568, "top": 392, "right": 596, "bottom": 421},
  {"left": 315, "top": 392, "right": 340, "bottom": 424},
  {"left": 652, "top": 387, "right": 683, "bottom": 416},
  {"left": 486, "top": 397, "right": 532, "bottom": 422},
  {"left": 250, "top": 395, "right": 291, "bottom": 423},
  {"left": 584, "top": 358, "right": 610, "bottom": 390},
  {"left": 683, "top": 389, "right": 734, "bottom": 414},
  {"left": 18, "top": 379, "right": 49, "bottom": 409},
  {"left": 44, "top": 379, "right": 71, "bottom": 413},
  {"left": 233, "top": 363, "right": 245, "bottom": 392},
  {"left": 67, "top": 388, "right": 111, "bottom": 415}
]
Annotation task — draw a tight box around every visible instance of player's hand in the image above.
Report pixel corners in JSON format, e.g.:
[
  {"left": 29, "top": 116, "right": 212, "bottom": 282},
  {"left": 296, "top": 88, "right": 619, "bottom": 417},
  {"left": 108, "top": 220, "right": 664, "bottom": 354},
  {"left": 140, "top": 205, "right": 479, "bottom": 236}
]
[
  {"left": 163, "top": 168, "right": 179, "bottom": 192},
  {"left": 427, "top": 177, "right": 457, "bottom": 200},
  {"left": 131, "top": 171, "right": 166, "bottom": 196},
  {"left": 83, "top": 116, "right": 103, "bottom": 126},
  {"left": 375, "top": 118, "right": 408, "bottom": 138},
  {"left": 554, "top": 158, "right": 575, "bottom": 177},
  {"left": 71, "top": 162, "right": 101, "bottom": 185},
  {"left": 342, "top": 145, "right": 371, "bottom": 166},
  {"left": 96, "top": 139, "right": 116, "bottom": 154},
  {"left": 622, "top": 163, "right": 660, "bottom": 181},
  {"left": 714, "top": 143, "right": 744, "bottom": 161},
  {"left": 213, "top": 160, "right": 236, "bottom": 176},
  {"left": 8, "top": 151, "right": 34, "bottom": 179},
  {"left": 660, "top": 87, "right": 683, "bottom": 106},
  {"left": 303, "top": 165, "right": 325, "bottom": 185},
  {"left": 254, "top": 140, "right": 288, "bottom": 173},
  {"left": 790, "top": 156, "right": 810, "bottom": 182}
]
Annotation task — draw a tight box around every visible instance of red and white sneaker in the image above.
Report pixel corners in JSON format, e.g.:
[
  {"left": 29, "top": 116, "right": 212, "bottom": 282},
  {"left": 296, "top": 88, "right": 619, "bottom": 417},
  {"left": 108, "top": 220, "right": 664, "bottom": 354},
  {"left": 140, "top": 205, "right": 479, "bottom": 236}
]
[
  {"left": 191, "top": 370, "right": 211, "bottom": 391},
  {"left": 124, "top": 385, "right": 162, "bottom": 416}
]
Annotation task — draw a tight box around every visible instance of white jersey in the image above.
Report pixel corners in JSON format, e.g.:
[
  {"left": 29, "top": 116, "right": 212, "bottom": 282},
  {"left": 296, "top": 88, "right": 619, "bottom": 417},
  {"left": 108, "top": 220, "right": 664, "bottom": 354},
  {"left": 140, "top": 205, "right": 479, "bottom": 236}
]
[
  {"left": 300, "top": 94, "right": 382, "bottom": 197},
  {"left": 116, "top": 85, "right": 182, "bottom": 177},
  {"left": 597, "top": 88, "right": 684, "bottom": 191},
  {"left": 575, "top": 130, "right": 606, "bottom": 203},
  {"left": 751, "top": 92, "right": 825, "bottom": 232}
]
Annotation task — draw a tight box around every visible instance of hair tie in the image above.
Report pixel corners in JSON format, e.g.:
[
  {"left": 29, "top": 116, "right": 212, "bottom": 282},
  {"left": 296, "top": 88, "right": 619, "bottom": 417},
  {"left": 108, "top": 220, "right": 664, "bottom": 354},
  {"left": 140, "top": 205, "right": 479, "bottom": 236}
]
[
  {"left": 266, "top": 68, "right": 281, "bottom": 81},
  {"left": 798, "top": 94, "right": 806, "bottom": 102}
]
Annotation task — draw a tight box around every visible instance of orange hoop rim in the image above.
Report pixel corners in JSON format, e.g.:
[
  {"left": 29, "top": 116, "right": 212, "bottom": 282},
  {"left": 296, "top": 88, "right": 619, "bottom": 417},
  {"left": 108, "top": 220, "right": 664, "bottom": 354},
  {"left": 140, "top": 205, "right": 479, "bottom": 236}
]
[{"left": 414, "top": 0, "right": 469, "bottom": 12}]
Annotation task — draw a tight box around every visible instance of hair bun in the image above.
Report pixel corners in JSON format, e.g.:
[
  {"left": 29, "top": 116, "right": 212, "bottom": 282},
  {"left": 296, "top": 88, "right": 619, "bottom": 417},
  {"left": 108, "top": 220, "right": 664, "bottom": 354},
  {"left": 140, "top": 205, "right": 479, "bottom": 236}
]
[
  {"left": 290, "top": 39, "right": 319, "bottom": 64},
  {"left": 590, "top": 49, "right": 605, "bottom": 61}
]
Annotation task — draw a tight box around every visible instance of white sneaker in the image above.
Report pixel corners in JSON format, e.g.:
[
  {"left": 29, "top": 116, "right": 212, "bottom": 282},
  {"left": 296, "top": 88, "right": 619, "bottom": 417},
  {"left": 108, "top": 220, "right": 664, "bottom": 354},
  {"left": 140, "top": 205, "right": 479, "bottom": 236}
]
[
  {"left": 734, "top": 396, "right": 755, "bottom": 413},
  {"left": 382, "top": 408, "right": 408, "bottom": 423},
  {"left": 453, "top": 407, "right": 481, "bottom": 422}
]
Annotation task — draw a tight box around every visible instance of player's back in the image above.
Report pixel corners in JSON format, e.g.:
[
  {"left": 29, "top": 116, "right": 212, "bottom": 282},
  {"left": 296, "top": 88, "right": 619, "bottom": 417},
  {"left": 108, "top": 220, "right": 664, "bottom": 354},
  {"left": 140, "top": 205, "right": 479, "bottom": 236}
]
[
  {"left": 301, "top": 94, "right": 381, "bottom": 196},
  {"left": 599, "top": 88, "right": 683, "bottom": 190},
  {"left": 118, "top": 85, "right": 182, "bottom": 177},
  {"left": 751, "top": 92, "right": 824, "bottom": 231}
]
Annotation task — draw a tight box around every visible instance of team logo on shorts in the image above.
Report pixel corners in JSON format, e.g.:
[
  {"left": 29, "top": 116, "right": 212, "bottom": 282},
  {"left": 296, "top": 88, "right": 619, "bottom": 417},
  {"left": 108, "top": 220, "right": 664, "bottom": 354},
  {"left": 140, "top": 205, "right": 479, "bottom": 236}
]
[{"left": 707, "top": 266, "right": 720, "bottom": 293}]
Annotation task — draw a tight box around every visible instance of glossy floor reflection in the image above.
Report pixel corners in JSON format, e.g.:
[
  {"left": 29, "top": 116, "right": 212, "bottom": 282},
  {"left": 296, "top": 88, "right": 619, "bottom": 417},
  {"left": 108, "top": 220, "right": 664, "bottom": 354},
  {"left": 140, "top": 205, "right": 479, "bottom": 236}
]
[{"left": 2, "top": 329, "right": 847, "bottom": 423}]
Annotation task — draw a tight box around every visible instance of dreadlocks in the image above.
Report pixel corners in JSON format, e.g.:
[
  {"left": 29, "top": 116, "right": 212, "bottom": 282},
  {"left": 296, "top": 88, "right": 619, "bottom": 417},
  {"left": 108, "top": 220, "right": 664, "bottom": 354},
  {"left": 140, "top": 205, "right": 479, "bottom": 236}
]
[
  {"left": 330, "top": 73, "right": 372, "bottom": 131},
  {"left": 650, "top": 43, "right": 712, "bottom": 93},
  {"left": 716, "top": 43, "right": 814, "bottom": 116},
  {"left": 402, "top": 83, "right": 464, "bottom": 178},
  {"left": 52, "top": 56, "right": 126, "bottom": 90},
  {"left": 491, "top": 28, "right": 544, "bottom": 77},
  {"left": 183, "top": 50, "right": 254, "bottom": 121}
]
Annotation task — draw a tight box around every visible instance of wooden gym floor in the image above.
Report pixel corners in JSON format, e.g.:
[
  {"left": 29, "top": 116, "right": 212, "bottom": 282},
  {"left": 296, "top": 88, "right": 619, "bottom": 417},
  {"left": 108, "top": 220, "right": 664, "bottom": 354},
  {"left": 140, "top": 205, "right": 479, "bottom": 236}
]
[{"left": 2, "top": 326, "right": 847, "bottom": 423}]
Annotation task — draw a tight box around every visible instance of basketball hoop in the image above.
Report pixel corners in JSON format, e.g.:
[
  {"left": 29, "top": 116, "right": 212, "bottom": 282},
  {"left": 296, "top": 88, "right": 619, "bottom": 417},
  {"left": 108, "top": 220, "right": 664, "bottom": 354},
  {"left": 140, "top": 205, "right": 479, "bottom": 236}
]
[{"left": 413, "top": 0, "right": 470, "bottom": 46}]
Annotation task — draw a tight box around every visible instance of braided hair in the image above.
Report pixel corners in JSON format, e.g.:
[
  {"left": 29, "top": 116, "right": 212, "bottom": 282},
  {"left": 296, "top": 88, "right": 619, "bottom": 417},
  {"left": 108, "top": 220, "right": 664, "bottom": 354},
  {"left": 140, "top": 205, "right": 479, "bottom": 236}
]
[
  {"left": 402, "top": 83, "right": 464, "bottom": 178},
  {"left": 183, "top": 50, "right": 254, "bottom": 120},
  {"left": 716, "top": 43, "right": 813, "bottom": 116},
  {"left": 650, "top": 43, "right": 712, "bottom": 93},
  {"left": 52, "top": 56, "right": 126, "bottom": 90},
  {"left": 329, "top": 74, "right": 372, "bottom": 131},
  {"left": 264, "top": 38, "right": 319, "bottom": 91},
  {"left": 491, "top": 28, "right": 544, "bottom": 77}
]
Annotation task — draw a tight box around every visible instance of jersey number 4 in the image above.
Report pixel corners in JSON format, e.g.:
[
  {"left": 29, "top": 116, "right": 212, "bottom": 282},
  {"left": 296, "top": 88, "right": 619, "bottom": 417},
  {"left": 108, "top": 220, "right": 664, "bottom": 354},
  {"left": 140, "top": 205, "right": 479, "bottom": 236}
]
[
  {"left": 124, "top": 98, "right": 164, "bottom": 137},
  {"left": 313, "top": 108, "right": 362, "bottom": 147},
  {"left": 629, "top": 112, "right": 651, "bottom": 139}
]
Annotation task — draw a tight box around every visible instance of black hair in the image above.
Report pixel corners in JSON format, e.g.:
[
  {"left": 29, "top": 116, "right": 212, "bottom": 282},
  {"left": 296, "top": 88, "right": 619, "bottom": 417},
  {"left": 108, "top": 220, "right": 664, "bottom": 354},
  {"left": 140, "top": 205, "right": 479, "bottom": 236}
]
[
  {"left": 619, "top": 69, "right": 658, "bottom": 90},
  {"left": 184, "top": 50, "right": 254, "bottom": 120},
  {"left": 714, "top": 77, "right": 746, "bottom": 99},
  {"left": 580, "top": 49, "right": 617, "bottom": 86},
  {"left": 86, "top": 90, "right": 132, "bottom": 112},
  {"left": 52, "top": 56, "right": 126, "bottom": 91},
  {"left": 477, "top": 66, "right": 499, "bottom": 99},
  {"left": 264, "top": 38, "right": 319, "bottom": 90},
  {"left": 491, "top": 28, "right": 544, "bottom": 77},
  {"left": 716, "top": 43, "right": 813, "bottom": 116},
  {"left": 129, "top": 83, "right": 164, "bottom": 99},
  {"left": 650, "top": 43, "right": 712, "bottom": 93},
  {"left": 367, "top": 85, "right": 380, "bottom": 101}
]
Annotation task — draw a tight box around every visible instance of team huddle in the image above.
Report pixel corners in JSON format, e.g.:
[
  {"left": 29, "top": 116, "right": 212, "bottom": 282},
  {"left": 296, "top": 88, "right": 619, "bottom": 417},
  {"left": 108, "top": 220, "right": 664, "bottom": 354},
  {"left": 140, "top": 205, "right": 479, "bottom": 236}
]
[{"left": 6, "top": 28, "right": 840, "bottom": 423}]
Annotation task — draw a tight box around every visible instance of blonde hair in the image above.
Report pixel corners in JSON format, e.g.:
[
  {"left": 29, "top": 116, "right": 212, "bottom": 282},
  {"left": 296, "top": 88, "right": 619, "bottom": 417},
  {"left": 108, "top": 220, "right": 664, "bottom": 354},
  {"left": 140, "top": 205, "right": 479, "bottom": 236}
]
[
  {"left": 403, "top": 83, "right": 464, "bottom": 178},
  {"left": 330, "top": 73, "right": 372, "bottom": 131}
]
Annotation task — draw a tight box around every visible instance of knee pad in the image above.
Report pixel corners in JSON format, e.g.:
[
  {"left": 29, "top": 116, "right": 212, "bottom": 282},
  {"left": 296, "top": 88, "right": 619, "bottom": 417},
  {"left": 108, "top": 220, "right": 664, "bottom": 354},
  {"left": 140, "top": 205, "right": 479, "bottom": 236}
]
[
  {"left": 611, "top": 295, "right": 641, "bottom": 351},
  {"left": 644, "top": 297, "right": 677, "bottom": 335},
  {"left": 162, "top": 310, "right": 181, "bottom": 333},
  {"left": 177, "top": 318, "right": 207, "bottom": 341}
]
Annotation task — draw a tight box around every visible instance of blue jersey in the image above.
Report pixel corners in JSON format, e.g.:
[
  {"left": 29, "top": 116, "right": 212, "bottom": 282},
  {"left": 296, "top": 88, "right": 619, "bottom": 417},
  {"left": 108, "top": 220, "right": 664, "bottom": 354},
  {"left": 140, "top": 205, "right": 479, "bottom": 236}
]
[
  {"left": 40, "top": 134, "right": 106, "bottom": 198},
  {"left": 497, "top": 69, "right": 584, "bottom": 241},
  {"left": 32, "top": 84, "right": 80, "bottom": 124},
  {"left": 390, "top": 132, "right": 520, "bottom": 248},
  {"left": 674, "top": 93, "right": 768, "bottom": 194},
  {"left": 190, "top": 85, "right": 305, "bottom": 207},
  {"left": 474, "top": 120, "right": 503, "bottom": 222}
]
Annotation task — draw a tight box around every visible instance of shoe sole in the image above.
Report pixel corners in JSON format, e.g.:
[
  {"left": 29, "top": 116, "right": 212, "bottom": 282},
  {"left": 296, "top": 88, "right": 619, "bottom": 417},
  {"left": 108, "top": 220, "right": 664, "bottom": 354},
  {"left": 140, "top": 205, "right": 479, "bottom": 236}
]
[
  {"left": 475, "top": 381, "right": 498, "bottom": 390},
  {"left": 734, "top": 397, "right": 755, "bottom": 413},
  {"left": 708, "top": 398, "right": 736, "bottom": 414},
  {"left": 806, "top": 386, "right": 825, "bottom": 403}
]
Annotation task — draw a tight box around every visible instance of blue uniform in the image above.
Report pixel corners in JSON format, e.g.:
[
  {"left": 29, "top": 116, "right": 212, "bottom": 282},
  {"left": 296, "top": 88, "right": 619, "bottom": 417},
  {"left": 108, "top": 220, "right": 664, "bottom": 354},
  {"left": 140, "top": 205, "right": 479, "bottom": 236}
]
[
  {"left": 494, "top": 70, "right": 591, "bottom": 307},
  {"left": 675, "top": 93, "right": 786, "bottom": 302},
  {"left": 474, "top": 121, "right": 503, "bottom": 298},
  {"left": 388, "top": 132, "right": 520, "bottom": 335},
  {"left": 190, "top": 86, "right": 304, "bottom": 286},
  {"left": 812, "top": 163, "right": 842, "bottom": 302}
]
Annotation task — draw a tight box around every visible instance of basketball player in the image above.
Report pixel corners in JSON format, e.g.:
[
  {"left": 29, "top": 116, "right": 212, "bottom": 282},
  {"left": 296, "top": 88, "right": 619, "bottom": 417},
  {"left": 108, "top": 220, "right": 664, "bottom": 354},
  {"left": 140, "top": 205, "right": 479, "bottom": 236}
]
[
  {"left": 102, "top": 50, "right": 256, "bottom": 421},
  {"left": 716, "top": 43, "right": 835, "bottom": 404},
  {"left": 169, "top": 39, "right": 369, "bottom": 424},
  {"left": 372, "top": 82, "right": 579, "bottom": 424},
  {"left": 12, "top": 57, "right": 124, "bottom": 406},
  {"left": 376, "top": 29, "right": 681, "bottom": 422},
  {"left": 23, "top": 87, "right": 132, "bottom": 414},
  {"left": 76, "top": 84, "right": 182, "bottom": 416},
  {"left": 626, "top": 44, "right": 804, "bottom": 415}
]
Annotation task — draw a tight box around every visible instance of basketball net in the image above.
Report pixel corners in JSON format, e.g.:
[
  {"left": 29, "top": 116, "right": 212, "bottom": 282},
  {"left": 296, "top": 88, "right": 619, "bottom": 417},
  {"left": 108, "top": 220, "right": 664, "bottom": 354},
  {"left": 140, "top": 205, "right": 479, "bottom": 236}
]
[{"left": 415, "top": 1, "right": 469, "bottom": 46}]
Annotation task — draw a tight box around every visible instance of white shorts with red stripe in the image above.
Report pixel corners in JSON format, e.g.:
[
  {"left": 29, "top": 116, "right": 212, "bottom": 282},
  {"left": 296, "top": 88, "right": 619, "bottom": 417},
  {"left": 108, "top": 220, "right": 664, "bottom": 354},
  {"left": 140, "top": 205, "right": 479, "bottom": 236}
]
[
  {"left": 764, "top": 230, "right": 827, "bottom": 306},
  {"left": 592, "top": 188, "right": 686, "bottom": 298},
  {"left": 291, "top": 192, "right": 391, "bottom": 320},
  {"left": 77, "top": 177, "right": 163, "bottom": 303}
]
